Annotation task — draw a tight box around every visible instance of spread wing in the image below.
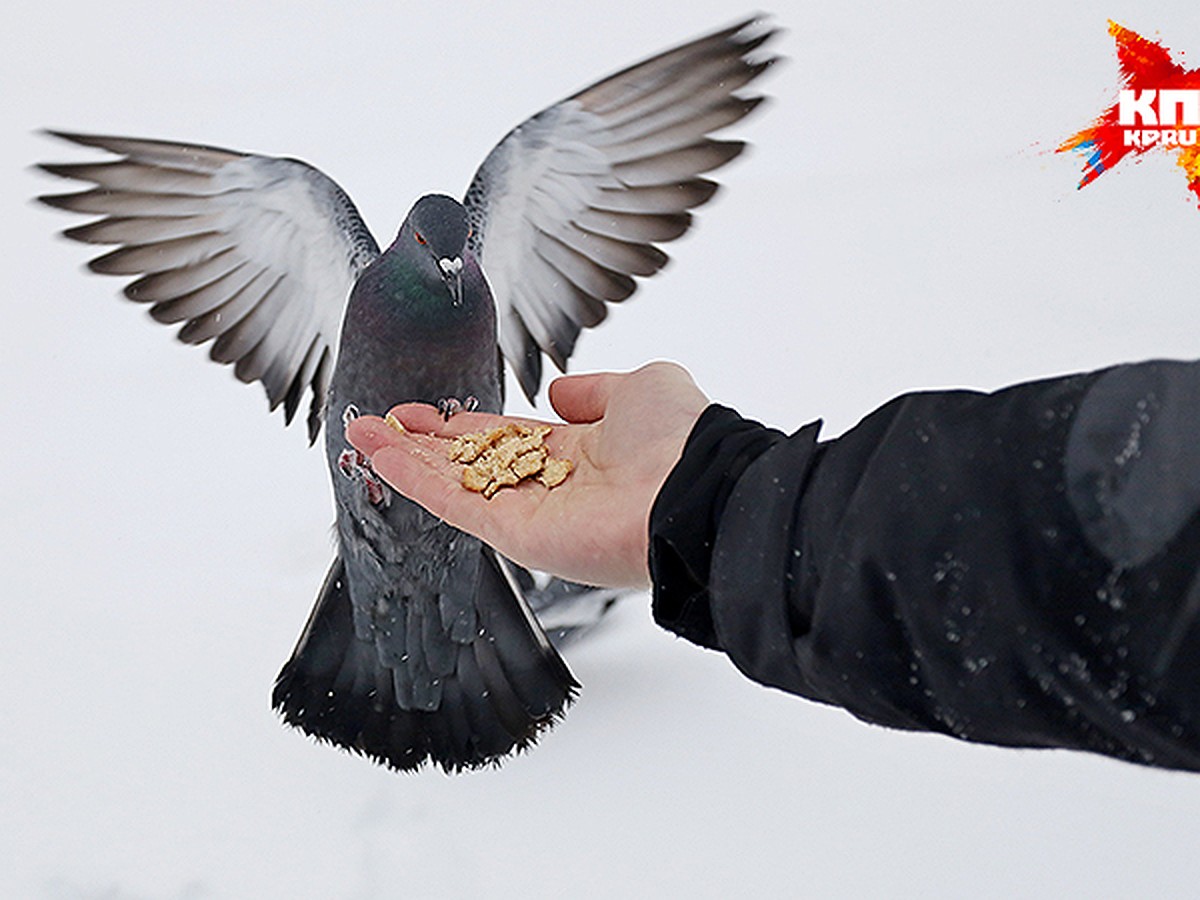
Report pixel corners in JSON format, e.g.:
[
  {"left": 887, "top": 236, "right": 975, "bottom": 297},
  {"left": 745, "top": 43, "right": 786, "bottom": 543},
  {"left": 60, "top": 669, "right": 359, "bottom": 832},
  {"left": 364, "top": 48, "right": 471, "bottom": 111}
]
[
  {"left": 463, "top": 15, "right": 779, "bottom": 402},
  {"left": 37, "top": 132, "right": 380, "bottom": 442}
]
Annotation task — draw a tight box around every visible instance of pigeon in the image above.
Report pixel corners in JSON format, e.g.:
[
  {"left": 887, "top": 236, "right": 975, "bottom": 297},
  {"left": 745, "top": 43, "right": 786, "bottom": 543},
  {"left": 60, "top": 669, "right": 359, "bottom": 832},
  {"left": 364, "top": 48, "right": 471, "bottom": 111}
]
[{"left": 37, "top": 16, "right": 778, "bottom": 772}]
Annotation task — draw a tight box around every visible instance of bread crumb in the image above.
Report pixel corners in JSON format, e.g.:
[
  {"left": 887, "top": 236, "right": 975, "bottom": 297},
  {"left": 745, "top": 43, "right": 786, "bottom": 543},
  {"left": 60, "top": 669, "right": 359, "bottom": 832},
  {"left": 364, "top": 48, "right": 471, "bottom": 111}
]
[
  {"left": 448, "top": 424, "right": 572, "bottom": 498},
  {"left": 538, "top": 457, "right": 573, "bottom": 488}
]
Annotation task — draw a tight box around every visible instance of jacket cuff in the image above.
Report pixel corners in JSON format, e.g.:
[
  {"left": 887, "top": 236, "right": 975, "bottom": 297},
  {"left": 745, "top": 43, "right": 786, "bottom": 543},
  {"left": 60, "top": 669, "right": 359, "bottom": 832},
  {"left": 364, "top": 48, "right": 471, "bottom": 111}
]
[{"left": 648, "top": 405, "right": 786, "bottom": 649}]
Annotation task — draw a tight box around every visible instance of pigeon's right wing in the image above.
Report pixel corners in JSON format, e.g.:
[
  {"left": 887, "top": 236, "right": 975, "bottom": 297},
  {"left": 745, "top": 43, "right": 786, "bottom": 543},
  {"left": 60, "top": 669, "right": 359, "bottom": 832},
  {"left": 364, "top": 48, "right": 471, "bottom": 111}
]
[
  {"left": 464, "top": 16, "right": 778, "bottom": 402},
  {"left": 37, "top": 132, "right": 380, "bottom": 443}
]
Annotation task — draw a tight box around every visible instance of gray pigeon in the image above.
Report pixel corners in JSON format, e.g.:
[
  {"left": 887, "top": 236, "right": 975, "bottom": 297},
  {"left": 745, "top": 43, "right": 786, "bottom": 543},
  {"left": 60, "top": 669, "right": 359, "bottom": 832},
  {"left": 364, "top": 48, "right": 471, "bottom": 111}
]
[{"left": 37, "top": 17, "right": 777, "bottom": 771}]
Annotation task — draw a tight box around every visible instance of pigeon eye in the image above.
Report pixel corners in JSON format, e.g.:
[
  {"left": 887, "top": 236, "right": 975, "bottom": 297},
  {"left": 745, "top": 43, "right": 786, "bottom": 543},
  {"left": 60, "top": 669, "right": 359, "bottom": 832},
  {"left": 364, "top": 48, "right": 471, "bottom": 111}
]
[{"left": 414, "top": 230, "right": 427, "bottom": 245}]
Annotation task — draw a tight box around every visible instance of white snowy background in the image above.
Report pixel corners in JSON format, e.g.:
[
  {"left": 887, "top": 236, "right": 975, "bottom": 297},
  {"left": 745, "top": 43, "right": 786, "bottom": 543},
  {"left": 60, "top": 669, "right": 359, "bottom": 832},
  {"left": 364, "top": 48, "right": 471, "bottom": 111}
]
[{"left": 4, "top": 1, "right": 1200, "bottom": 897}]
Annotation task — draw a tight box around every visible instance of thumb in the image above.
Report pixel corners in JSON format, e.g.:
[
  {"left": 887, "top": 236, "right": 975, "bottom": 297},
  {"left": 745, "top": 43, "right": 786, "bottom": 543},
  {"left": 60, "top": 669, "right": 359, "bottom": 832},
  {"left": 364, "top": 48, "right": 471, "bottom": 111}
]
[{"left": 548, "top": 371, "right": 623, "bottom": 423}]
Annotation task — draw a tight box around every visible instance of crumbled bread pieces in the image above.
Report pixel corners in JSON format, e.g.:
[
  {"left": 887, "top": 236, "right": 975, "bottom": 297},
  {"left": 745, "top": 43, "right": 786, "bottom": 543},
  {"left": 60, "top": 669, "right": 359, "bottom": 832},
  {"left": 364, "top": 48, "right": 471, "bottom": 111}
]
[{"left": 448, "top": 423, "right": 573, "bottom": 498}]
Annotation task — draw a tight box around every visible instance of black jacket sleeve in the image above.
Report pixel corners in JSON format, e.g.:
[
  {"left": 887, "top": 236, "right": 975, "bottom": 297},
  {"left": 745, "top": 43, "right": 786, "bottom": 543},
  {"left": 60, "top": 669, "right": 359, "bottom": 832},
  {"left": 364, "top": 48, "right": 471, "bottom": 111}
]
[{"left": 649, "top": 359, "right": 1200, "bottom": 772}]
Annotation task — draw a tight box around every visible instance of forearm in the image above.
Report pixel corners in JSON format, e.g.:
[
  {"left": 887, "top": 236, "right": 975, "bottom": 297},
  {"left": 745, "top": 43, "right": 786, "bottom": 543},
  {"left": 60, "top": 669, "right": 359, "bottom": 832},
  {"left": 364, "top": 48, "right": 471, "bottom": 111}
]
[{"left": 649, "top": 360, "right": 1200, "bottom": 771}]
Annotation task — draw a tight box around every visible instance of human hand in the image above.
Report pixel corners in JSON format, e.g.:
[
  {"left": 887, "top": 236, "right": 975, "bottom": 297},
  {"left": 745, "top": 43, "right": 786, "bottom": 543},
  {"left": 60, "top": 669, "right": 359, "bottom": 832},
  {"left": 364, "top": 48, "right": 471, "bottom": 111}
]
[{"left": 345, "top": 361, "right": 709, "bottom": 588}]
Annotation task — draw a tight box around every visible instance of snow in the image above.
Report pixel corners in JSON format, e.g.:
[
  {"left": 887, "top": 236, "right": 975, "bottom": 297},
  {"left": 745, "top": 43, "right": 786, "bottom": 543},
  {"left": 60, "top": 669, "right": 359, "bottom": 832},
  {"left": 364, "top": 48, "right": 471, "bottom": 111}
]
[{"left": 4, "top": 1, "right": 1200, "bottom": 897}]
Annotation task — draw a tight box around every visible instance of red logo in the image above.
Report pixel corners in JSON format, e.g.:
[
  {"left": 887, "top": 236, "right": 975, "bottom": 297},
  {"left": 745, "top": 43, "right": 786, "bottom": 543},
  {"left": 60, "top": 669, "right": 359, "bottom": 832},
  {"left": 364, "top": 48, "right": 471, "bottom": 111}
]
[{"left": 1059, "top": 22, "right": 1200, "bottom": 206}]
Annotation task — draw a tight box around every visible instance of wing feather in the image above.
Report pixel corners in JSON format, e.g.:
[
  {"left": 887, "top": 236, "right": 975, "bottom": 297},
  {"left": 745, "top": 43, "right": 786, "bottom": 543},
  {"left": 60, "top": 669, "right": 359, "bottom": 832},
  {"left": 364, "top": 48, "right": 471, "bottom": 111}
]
[
  {"left": 38, "top": 132, "right": 380, "bottom": 441},
  {"left": 128, "top": 248, "right": 246, "bottom": 302},
  {"left": 64, "top": 213, "right": 226, "bottom": 245},
  {"left": 574, "top": 208, "right": 690, "bottom": 243},
  {"left": 590, "top": 180, "right": 719, "bottom": 214},
  {"left": 464, "top": 16, "right": 778, "bottom": 400},
  {"left": 40, "top": 188, "right": 217, "bottom": 217},
  {"left": 210, "top": 275, "right": 292, "bottom": 365},
  {"left": 88, "top": 231, "right": 238, "bottom": 275},
  {"left": 610, "top": 139, "right": 747, "bottom": 186},
  {"left": 159, "top": 266, "right": 267, "bottom": 331},
  {"left": 534, "top": 235, "right": 636, "bottom": 303}
]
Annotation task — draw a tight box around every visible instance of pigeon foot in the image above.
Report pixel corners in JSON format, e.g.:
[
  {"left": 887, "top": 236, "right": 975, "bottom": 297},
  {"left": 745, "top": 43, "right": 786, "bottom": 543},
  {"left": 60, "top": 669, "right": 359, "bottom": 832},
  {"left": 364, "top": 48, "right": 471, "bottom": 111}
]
[
  {"left": 437, "top": 395, "right": 479, "bottom": 421},
  {"left": 337, "top": 447, "right": 388, "bottom": 506}
]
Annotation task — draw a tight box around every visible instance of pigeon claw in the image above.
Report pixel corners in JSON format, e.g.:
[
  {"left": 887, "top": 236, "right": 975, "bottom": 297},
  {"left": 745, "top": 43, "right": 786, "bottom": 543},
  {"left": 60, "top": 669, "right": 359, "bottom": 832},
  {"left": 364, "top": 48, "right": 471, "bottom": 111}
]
[
  {"left": 337, "top": 447, "right": 388, "bottom": 506},
  {"left": 437, "top": 396, "right": 479, "bottom": 421}
]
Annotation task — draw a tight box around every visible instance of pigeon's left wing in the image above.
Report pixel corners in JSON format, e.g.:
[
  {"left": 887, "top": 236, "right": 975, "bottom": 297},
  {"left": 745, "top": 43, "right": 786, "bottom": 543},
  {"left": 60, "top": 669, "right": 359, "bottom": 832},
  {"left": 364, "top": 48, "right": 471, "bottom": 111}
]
[
  {"left": 37, "top": 132, "right": 380, "bottom": 442},
  {"left": 464, "top": 16, "right": 778, "bottom": 402}
]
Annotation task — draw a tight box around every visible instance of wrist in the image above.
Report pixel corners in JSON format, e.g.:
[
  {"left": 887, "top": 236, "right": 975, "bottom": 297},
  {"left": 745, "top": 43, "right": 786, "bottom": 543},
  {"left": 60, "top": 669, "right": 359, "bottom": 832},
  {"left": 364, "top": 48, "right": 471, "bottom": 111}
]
[{"left": 648, "top": 405, "right": 786, "bottom": 646}]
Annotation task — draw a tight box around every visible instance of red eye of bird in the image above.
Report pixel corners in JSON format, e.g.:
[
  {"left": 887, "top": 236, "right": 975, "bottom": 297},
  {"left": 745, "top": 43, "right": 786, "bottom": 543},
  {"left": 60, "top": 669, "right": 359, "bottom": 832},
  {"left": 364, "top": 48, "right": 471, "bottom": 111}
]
[{"left": 414, "top": 230, "right": 427, "bottom": 245}]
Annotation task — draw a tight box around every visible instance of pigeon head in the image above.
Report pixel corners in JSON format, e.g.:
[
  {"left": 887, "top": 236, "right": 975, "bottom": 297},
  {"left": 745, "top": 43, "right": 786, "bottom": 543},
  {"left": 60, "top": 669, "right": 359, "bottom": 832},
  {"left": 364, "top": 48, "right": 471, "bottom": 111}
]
[{"left": 398, "top": 194, "right": 471, "bottom": 306}]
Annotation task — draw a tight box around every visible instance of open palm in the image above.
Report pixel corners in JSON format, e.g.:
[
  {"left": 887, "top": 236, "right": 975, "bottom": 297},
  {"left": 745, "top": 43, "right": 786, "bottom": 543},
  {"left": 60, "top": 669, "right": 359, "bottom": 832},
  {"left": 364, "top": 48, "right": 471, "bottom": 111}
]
[{"left": 346, "top": 362, "right": 709, "bottom": 588}]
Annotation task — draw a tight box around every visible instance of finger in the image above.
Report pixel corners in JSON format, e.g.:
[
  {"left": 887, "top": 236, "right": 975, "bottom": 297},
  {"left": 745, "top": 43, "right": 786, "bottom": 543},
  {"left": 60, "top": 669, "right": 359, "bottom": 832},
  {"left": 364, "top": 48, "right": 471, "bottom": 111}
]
[
  {"left": 369, "top": 444, "right": 483, "bottom": 529},
  {"left": 548, "top": 371, "right": 623, "bottom": 424},
  {"left": 382, "top": 403, "right": 557, "bottom": 438},
  {"left": 367, "top": 442, "right": 539, "bottom": 555},
  {"left": 383, "top": 403, "right": 501, "bottom": 436},
  {"left": 346, "top": 415, "right": 401, "bottom": 456}
]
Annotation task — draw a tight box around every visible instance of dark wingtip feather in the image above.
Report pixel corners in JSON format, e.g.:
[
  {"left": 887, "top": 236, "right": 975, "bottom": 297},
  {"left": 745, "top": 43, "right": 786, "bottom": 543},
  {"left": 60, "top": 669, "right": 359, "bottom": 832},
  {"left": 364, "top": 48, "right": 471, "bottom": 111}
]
[
  {"left": 39, "top": 128, "right": 92, "bottom": 149},
  {"left": 38, "top": 128, "right": 246, "bottom": 162},
  {"left": 86, "top": 245, "right": 132, "bottom": 275},
  {"left": 281, "top": 375, "right": 303, "bottom": 428},
  {"left": 685, "top": 177, "right": 721, "bottom": 208},
  {"left": 61, "top": 219, "right": 116, "bottom": 244},
  {"left": 305, "top": 349, "right": 331, "bottom": 445},
  {"left": 740, "top": 94, "right": 769, "bottom": 119},
  {"left": 514, "top": 326, "right": 544, "bottom": 406},
  {"left": 35, "top": 161, "right": 80, "bottom": 180},
  {"left": 709, "top": 138, "right": 748, "bottom": 168},
  {"left": 42, "top": 128, "right": 93, "bottom": 143},
  {"left": 734, "top": 23, "right": 782, "bottom": 58},
  {"left": 36, "top": 190, "right": 88, "bottom": 211},
  {"left": 744, "top": 56, "right": 781, "bottom": 86}
]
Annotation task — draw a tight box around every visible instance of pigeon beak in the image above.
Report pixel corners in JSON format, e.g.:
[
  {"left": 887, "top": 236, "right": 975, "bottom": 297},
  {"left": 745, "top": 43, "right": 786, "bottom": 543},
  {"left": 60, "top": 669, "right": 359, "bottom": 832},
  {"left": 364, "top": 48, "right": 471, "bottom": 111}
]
[{"left": 439, "top": 256, "right": 464, "bottom": 306}]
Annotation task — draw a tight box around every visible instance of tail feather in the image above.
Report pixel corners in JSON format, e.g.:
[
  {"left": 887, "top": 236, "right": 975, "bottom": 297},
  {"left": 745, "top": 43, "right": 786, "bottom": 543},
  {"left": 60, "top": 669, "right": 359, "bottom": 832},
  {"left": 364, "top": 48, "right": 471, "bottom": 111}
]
[
  {"left": 272, "top": 553, "right": 577, "bottom": 773},
  {"left": 453, "top": 641, "right": 525, "bottom": 756},
  {"left": 477, "top": 551, "right": 578, "bottom": 719},
  {"left": 518, "top": 568, "right": 626, "bottom": 646}
]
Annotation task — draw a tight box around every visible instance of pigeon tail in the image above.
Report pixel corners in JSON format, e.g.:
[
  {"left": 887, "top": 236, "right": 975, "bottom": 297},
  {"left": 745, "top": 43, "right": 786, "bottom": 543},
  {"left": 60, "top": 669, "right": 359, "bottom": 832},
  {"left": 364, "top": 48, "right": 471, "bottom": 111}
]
[
  {"left": 519, "top": 570, "right": 628, "bottom": 647},
  {"left": 272, "top": 553, "right": 577, "bottom": 773}
]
